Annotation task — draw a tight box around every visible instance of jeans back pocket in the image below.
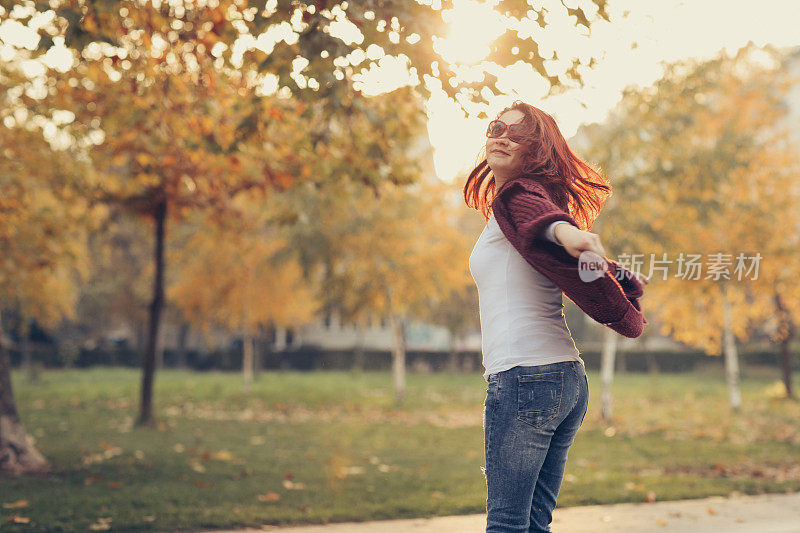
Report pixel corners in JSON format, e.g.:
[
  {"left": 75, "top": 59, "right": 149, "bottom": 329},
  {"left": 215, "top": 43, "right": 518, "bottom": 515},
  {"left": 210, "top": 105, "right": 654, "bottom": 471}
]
[{"left": 516, "top": 371, "right": 564, "bottom": 428}]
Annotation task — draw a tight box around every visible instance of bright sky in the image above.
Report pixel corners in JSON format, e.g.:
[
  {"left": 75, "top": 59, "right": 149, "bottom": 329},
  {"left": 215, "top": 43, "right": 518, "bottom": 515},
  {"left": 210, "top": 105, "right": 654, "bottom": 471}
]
[
  {"left": 421, "top": 0, "right": 800, "bottom": 183},
  {"left": 2, "top": 0, "right": 800, "bottom": 184}
]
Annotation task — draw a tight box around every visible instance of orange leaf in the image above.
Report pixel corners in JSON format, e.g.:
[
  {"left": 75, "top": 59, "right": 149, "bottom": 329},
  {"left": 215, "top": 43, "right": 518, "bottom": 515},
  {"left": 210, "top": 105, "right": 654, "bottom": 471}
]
[{"left": 2, "top": 500, "right": 29, "bottom": 509}]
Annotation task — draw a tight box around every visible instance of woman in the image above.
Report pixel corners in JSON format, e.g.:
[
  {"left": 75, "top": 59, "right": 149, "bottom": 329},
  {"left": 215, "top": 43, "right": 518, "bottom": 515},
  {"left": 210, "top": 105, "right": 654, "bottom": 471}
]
[{"left": 465, "top": 101, "right": 648, "bottom": 532}]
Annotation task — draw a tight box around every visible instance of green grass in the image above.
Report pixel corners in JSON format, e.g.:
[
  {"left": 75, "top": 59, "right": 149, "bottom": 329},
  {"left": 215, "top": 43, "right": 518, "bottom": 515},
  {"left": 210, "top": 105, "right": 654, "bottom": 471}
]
[{"left": 1, "top": 365, "right": 799, "bottom": 532}]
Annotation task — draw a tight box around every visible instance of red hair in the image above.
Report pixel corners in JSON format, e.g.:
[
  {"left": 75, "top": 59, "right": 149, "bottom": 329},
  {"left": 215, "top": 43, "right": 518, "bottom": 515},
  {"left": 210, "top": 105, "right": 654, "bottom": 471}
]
[{"left": 463, "top": 101, "right": 611, "bottom": 231}]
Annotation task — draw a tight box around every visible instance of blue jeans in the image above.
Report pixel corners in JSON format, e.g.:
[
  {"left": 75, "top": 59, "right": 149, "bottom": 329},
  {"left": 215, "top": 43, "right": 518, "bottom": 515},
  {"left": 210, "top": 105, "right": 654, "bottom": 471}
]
[{"left": 483, "top": 361, "right": 589, "bottom": 532}]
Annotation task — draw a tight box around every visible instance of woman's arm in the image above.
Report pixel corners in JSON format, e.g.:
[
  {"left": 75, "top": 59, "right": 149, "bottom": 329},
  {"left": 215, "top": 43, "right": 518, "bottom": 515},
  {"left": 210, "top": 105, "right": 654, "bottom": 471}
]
[
  {"left": 493, "top": 181, "right": 648, "bottom": 337},
  {"left": 544, "top": 220, "right": 571, "bottom": 245},
  {"left": 549, "top": 223, "right": 649, "bottom": 302}
]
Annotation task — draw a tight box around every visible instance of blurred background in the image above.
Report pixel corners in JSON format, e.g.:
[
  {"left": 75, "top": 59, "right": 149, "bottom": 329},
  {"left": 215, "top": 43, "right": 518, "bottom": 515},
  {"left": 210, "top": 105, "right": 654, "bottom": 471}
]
[{"left": 1, "top": 1, "right": 800, "bottom": 531}]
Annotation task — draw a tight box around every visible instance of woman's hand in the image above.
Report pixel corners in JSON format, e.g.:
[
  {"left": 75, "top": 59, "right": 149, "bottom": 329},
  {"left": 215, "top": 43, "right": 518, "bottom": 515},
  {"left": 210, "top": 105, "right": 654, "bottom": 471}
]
[
  {"left": 554, "top": 225, "right": 650, "bottom": 293},
  {"left": 554, "top": 223, "right": 607, "bottom": 259}
]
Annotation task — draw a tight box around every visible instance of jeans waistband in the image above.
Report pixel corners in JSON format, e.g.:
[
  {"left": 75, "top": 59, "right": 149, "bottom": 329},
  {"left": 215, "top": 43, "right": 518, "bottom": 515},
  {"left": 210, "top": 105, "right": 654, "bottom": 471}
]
[{"left": 489, "top": 361, "right": 582, "bottom": 381}]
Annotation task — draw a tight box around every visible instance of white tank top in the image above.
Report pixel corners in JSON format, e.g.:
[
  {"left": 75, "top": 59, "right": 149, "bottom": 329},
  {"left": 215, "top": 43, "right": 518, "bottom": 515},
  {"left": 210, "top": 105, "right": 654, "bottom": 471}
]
[{"left": 468, "top": 214, "right": 583, "bottom": 381}]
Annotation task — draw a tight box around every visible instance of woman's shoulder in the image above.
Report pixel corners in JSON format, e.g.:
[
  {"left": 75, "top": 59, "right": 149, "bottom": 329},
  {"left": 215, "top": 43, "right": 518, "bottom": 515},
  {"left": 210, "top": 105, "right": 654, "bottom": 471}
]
[
  {"left": 492, "top": 178, "right": 565, "bottom": 227},
  {"left": 494, "top": 177, "right": 552, "bottom": 205}
]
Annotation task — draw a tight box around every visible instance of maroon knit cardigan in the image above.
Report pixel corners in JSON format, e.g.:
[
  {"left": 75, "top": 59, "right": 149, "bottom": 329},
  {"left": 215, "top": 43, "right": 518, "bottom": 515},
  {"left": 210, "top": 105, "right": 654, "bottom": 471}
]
[{"left": 491, "top": 176, "right": 648, "bottom": 338}]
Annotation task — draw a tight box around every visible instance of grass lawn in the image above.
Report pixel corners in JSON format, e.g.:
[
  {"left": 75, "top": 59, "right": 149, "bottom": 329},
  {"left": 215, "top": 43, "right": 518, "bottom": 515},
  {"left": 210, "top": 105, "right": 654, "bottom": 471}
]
[{"left": 1, "top": 364, "right": 799, "bottom": 532}]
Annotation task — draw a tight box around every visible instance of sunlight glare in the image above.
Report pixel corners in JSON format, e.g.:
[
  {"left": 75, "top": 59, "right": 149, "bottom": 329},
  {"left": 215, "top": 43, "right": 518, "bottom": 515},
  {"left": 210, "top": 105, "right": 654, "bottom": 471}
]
[{"left": 434, "top": 0, "right": 507, "bottom": 65}]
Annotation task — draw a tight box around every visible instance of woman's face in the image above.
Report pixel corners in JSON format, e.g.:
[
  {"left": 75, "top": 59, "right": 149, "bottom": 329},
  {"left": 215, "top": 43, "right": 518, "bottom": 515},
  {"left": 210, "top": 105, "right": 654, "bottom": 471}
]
[{"left": 486, "top": 109, "right": 525, "bottom": 179}]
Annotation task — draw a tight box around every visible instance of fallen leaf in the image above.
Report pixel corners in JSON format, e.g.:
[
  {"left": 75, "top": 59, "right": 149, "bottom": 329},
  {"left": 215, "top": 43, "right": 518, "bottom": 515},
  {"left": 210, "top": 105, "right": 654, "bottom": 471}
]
[
  {"left": 257, "top": 493, "right": 281, "bottom": 502},
  {"left": 210, "top": 450, "right": 233, "bottom": 461},
  {"left": 2, "top": 500, "right": 29, "bottom": 509},
  {"left": 89, "top": 517, "right": 112, "bottom": 530}
]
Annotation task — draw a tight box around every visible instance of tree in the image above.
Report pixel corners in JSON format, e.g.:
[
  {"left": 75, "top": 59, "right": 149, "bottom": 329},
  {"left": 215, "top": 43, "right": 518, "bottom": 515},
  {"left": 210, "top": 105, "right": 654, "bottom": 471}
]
[
  {"left": 0, "top": 0, "right": 616, "bottom": 427},
  {"left": 167, "top": 201, "right": 319, "bottom": 394},
  {"left": 419, "top": 207, "right": 484, "bottom": 373},
  {"left": 0, "top": 72, "right": 104, "bottom": 473},
  {"left": 279, "top": 171, "right": 472, "bottom": 402},
  {"left": 579, "top": 44, "right": 800, "bottom": 409},
  {"left": 9, "top": 0, "right": 612, "bottom": 108},
  {"left": 19, "top": 0, "right": 319, "bottom": 424}
]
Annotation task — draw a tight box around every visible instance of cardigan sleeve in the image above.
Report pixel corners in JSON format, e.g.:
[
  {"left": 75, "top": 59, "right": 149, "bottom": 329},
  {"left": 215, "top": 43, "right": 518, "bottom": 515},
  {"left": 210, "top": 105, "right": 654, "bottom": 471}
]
[
  {"left": 492, "top": 182, "right": 648, "bottom": 337},
  {"left": 605, "top": 258, "right": 648, "bottom": 325},
  {"left": 606, "top": 258, "right": 645, "bottom": 300},
  {"left": 501, "top": 185, "right": 581, "bottom": 244}
]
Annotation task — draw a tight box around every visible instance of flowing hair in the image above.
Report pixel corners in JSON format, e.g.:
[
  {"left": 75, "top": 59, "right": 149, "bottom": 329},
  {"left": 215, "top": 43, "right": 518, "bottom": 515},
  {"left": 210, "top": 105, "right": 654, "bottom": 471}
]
[{"left": 463, "top": 101, "right": 612, "bottom": 231}]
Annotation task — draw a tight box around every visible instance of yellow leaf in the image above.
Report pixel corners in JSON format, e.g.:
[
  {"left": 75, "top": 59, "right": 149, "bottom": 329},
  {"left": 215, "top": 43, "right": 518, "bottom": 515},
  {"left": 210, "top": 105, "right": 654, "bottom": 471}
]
[
  {"left": 210, "top": 450, "right": 233, "bottom": 461},
  {"left": 135, "top": 153, "right": 153, "bottom": 166}
]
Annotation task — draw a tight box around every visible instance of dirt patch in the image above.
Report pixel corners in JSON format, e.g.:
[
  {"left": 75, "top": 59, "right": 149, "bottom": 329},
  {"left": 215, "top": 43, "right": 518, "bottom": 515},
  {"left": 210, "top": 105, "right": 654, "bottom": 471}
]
[
  {"left": 160, "top": 402, "right": 484, "bottom": 428},
  {"left": 663, "top": 460, "right": 800, "bottom": 482}
]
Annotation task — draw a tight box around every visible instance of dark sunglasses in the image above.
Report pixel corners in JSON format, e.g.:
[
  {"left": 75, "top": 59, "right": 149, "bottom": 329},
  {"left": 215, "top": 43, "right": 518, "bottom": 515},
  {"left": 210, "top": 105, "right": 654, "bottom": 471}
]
[{"left": 486, "top": 119, "right": 525, "bottom": 143}]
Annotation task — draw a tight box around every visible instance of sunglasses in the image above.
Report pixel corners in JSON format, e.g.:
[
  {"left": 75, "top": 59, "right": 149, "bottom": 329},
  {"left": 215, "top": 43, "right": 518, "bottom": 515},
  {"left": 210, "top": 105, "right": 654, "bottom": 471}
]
[{"left": 486, "top": 119, "right": 525, "bottom": 143}]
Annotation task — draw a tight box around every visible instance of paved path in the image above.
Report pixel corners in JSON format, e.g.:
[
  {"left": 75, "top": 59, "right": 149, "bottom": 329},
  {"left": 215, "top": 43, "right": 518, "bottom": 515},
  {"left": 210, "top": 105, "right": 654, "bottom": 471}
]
[{"left": 209, "top": 491, "right": 800, "bottom": 533}]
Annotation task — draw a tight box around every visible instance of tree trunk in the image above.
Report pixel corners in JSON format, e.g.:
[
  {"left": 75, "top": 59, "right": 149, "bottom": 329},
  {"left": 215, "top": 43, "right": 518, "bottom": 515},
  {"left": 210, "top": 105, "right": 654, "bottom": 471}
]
[
  {"left": 274, "top": 325, "right": 287, "bottom": 352},
  {"left": 352, "top": 320, "right": 367, "bottom": 372},
  {"left": 242, "top": 332, "right": 254, "bottom": 394},
  {"left": 0, "top": 312, "right": 50, "bottom": 475},
  {"left": 255, "top": 323, "right": 270, "bottom": 376},
  {"left": 388, "top": 311, "right": 406, "bottom": 404},
  {"left": 175, "top": 321, "right": 189, "bottom": 369},
  {"left": 155, "top": 327, "right": 164, "bottom": 370},
  {"left": 20, "top": 318, "right": 31, "bottom": 372},
  {"left": 138, "top": 198, "right": 167, "bottom": 426},
  {"left": 779, "top": 337, "right": 793, "bottom": 398},
  {"left": 645, "top": 351, "right": 659, "bottom": 375},
  {"left": 447, "top": 331, "right": 460, "bottom": 374},
  {"left": 773, "top": 291, "right": 795, "bottom": 399},
  {"left": 721, "top": 280, "right": 742, "bottom": 410},
  {"left": 600, "top": 327, "right": 618, "bottom": 422},
  {"left": 21, "top": 317, "right": 38, "bottom": 383}
]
